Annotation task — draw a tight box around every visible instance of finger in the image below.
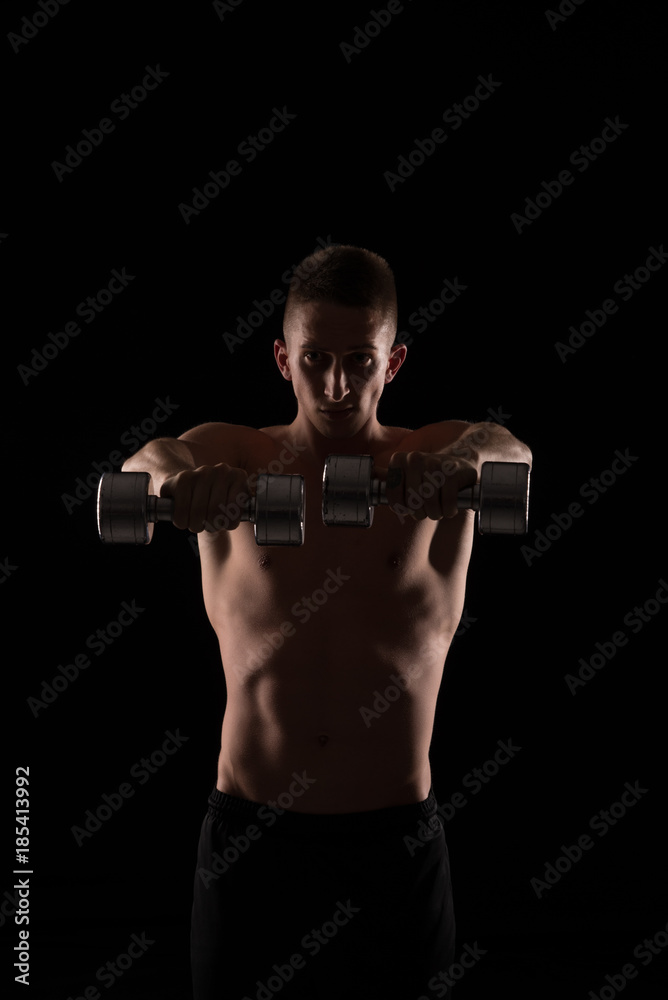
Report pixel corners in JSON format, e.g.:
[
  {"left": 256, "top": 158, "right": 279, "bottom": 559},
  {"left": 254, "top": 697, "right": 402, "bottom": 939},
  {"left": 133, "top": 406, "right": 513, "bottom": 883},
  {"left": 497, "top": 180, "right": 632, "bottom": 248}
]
[
  {"left": 440, "top": 462, "right": 478, "bottom": 519},
  {"left": 438, "top": 484, "right": 459, "bottom": 519},
  {"left": 188, "top": 467, "right": 217, "bottom": 532},
  {"left": 418, "top": 458, "right": 445, "bottom": 520},
  {"left": 207, "top": 468, "right": 249, "bottom": 532},
  {"left": 384, "top": 454, "right": 412, "bottom": 510},
  {"left": 161, "top": 471, "right": 191, "bottom": 531},
  {"left": 403, "top": 452, "right": 430, "bottom": 521}
]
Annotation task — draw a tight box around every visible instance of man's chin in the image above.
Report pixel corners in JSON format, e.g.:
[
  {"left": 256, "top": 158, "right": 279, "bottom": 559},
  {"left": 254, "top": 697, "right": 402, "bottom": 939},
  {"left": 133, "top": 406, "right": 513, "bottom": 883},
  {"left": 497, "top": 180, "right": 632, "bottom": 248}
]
[{"left": 316, "top": 408, "right": 359, "bottom": 436}]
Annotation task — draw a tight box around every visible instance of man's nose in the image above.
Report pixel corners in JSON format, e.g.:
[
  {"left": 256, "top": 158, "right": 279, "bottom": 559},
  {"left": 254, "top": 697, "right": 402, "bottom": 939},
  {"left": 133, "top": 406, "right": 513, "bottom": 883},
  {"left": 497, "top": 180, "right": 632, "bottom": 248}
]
[{"left": 323, "top": 362, "right": 351, "bottom": 402}]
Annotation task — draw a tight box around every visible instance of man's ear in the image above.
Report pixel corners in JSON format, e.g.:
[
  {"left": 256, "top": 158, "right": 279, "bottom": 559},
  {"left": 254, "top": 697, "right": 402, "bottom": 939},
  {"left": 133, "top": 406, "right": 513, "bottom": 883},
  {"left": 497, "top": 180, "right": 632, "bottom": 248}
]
[
  {"left": 385, "top": 343, "right": 407, "bottom": 383},
  {"left": 274, "top": 339, "right": 292, "bottom": 381}
]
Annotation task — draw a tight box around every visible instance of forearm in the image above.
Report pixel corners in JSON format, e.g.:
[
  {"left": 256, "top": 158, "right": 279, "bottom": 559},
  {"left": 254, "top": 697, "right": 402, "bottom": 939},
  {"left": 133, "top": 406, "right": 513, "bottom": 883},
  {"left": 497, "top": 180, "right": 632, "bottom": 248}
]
[
  {"left": 122, "top": 437, "right": 196, "bottom": 493},
  {"left": 445, "top": 422, "right": 533, "bottom": 475}
]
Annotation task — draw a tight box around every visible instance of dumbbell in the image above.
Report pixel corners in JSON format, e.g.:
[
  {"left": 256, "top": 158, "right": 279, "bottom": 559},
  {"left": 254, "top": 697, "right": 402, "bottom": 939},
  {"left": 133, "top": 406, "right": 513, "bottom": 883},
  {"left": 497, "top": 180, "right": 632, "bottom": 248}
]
[
  {"left": 321, "top": 456, "right": 530, "bottom": 535},
  {"left": 97, "top": 471, "right": 305, "bottom": 545}
]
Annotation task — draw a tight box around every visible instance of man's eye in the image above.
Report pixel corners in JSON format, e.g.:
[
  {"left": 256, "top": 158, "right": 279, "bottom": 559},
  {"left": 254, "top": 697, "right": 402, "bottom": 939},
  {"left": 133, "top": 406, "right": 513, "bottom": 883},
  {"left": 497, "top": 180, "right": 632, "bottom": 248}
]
[{"left": 303, "top": 352, "right": 372, "bottom": 365}]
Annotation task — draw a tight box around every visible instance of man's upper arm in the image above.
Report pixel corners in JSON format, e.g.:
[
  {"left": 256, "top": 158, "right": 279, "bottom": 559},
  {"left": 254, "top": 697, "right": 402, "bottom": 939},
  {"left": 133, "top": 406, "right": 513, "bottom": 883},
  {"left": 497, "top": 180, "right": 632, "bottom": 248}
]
[{"left": 177, "top": 422, "right": 253, "bottom": 468}]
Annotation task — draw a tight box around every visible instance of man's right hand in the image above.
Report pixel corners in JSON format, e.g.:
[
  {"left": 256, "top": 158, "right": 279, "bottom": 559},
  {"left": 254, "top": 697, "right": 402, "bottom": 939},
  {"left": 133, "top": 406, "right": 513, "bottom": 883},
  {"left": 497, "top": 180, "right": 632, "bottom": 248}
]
[{"left": 160, "top": 463, "right": 252, "bottom": 533}]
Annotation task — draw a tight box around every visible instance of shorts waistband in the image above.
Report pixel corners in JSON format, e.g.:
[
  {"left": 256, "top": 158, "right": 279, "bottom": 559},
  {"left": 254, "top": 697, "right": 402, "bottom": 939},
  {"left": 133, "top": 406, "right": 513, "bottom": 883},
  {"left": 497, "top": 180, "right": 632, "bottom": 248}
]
[{"left": 206, "top": 787, "right": 439, "bottom": 837}]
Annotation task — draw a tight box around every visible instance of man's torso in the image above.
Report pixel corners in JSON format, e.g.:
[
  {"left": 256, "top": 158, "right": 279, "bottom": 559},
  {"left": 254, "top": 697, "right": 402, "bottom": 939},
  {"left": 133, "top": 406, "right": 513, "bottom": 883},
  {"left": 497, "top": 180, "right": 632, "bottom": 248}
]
[{"left": 196, "top": 424, "right": 475, "bottom": 813}]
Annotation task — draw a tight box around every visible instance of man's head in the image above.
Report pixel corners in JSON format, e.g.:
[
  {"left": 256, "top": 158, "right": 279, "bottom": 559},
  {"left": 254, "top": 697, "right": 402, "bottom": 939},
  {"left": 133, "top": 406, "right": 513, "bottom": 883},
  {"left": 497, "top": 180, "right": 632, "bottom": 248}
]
[
  {"left": 274, "top": 245, "right": 407, "bottom": 440},
  {"left": 283, "top": 244, "right": 398, "bottom": 349}
]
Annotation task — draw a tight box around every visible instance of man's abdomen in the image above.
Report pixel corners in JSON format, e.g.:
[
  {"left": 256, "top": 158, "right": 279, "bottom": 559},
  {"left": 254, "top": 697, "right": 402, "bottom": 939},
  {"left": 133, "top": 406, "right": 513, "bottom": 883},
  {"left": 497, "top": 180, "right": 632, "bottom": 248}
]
[
  {"left": 204, "top": 517, "right": 466, "bottom": 813},
  {"left": 215, "top": 637, "right": 451, "bottom": 813}
]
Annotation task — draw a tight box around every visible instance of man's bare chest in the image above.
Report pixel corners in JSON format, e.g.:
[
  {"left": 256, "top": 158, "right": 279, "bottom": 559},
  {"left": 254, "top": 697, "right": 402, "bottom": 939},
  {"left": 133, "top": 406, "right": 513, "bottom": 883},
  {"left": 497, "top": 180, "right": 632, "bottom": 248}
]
[
  {"left": 236, "top": 430, "right": 432, "bottom": 570},
  {"left": 201, "top": 440, "right": 472, "bottom": 607}
]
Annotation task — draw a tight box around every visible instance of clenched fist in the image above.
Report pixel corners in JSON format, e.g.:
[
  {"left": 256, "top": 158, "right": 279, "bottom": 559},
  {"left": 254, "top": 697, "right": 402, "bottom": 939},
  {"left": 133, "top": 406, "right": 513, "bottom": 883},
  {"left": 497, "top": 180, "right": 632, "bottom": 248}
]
[
  {"left": 381, "top": 451, "right": 478, "bottom": 520},
  {"left": 161, "top": 463, "right": 251, "bottom": 533}
]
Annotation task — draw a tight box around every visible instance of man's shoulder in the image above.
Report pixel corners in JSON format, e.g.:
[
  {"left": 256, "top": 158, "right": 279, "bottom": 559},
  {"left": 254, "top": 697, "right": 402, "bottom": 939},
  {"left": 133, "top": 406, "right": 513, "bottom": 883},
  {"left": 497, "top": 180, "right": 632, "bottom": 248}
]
[
  {"left": 177, "top": 421, "right": 274, "bottom": 467},
  {"left": 388, "top": 420, "right": 473, "bottom": 450},
  {"left": 257, "top": 423, "right": 289, "bottom": 440},
  {"left": 179, "top": 421, "right": 260, "bottom": 445}
]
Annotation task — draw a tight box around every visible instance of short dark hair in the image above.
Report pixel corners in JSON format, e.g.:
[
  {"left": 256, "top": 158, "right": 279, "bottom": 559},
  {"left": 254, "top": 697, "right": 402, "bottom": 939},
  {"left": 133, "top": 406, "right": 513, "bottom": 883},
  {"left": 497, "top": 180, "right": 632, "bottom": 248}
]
[{"left": 283, "top": 245, "right": 397, "bottom": 342}]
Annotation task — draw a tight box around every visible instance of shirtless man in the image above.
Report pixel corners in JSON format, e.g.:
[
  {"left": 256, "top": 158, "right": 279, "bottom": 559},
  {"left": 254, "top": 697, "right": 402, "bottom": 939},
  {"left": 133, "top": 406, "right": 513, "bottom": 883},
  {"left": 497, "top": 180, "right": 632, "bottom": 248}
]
[{"left": 122, "top": 246, "right": 532, "bottom": 998}]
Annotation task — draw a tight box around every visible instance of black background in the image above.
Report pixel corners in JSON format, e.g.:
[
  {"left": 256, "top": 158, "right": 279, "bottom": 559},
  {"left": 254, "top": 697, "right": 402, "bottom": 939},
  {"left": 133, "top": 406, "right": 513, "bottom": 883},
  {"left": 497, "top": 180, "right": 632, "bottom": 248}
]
[{"left": 3, "top": 1, "right": 667, "bottom": 997}]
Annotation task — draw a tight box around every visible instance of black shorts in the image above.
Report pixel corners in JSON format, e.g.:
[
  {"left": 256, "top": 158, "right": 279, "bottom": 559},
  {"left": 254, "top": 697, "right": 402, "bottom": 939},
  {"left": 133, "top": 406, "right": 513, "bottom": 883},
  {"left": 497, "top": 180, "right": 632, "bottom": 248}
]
[{"left": 190, "top": 787, "right": 456, "bottom": 999}]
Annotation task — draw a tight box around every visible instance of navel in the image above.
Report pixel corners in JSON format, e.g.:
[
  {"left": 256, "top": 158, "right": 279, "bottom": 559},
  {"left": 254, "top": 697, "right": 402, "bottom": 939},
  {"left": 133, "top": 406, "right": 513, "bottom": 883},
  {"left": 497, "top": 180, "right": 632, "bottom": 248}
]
[{"left": 258, "top": 554, "right": 272, "bottom": 570}]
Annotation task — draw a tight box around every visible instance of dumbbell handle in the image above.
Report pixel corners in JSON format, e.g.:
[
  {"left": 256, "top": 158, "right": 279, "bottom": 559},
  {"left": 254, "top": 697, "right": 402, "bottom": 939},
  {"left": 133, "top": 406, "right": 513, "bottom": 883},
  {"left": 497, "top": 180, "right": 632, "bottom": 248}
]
[
  {"left": 372, "top": 480, "right": 481, "bottom": 510},
  {"left": 145, "top": 494, "right": 255, "bottom": 525}
]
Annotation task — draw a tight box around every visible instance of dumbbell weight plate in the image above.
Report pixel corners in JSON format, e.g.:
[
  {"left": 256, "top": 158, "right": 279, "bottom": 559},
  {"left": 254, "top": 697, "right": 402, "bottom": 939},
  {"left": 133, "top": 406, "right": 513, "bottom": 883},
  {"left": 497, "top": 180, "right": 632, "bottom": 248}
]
[
  {"left": 254, "top": 474, "right": 305, "bottom": 545},
  {"left": 97, "top": 471, "right": 155, "bottom": 545},
  {"left": 477, "top": 462, "right": 530, "bottom": 535},
  {"left": 322, "top": 455, "right": 375, "bottom": 527}
]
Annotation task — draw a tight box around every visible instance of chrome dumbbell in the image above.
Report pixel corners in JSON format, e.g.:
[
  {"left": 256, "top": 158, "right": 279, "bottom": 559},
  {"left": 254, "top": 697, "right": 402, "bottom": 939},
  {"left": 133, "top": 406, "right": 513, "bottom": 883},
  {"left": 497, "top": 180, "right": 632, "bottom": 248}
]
[
  {"left": 97, "top": 471, "right": 305, "bottom": 545},
  {"left": 321, "top": 456, "right": 530, "bottom": 534}
]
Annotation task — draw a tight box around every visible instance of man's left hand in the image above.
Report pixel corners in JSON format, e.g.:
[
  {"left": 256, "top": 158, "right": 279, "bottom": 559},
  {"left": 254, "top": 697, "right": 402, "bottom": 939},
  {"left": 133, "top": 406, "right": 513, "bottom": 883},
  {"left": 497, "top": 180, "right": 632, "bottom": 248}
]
[{"left": 381, "top": 451, "right": 478, "bottom": 521}]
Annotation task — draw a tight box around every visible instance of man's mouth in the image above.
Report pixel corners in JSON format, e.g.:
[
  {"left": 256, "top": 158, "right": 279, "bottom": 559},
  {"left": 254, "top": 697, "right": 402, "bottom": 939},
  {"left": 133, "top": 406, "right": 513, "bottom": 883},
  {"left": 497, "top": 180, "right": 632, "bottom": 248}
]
[{"left": 320, "top": 407, "right": 354, "bottom": 420}]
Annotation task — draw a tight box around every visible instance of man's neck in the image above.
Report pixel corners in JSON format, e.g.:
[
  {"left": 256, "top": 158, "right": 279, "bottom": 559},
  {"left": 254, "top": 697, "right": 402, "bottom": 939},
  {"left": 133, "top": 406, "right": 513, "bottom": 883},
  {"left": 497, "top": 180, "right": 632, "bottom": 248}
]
[{"left": 285, "top": 412, "right": 393, "bottom": 469}]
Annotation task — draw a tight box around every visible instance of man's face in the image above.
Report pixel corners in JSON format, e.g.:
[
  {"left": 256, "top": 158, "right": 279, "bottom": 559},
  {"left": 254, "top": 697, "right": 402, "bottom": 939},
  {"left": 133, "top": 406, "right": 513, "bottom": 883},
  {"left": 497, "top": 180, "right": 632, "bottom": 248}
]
[{"left": 274, "top": 301, "right": 406, "bottom": 438}]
